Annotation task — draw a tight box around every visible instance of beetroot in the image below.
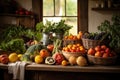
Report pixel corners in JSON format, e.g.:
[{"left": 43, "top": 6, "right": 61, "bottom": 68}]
[{"left": 53, "top": 52, "right": 65, "bottom": 65}]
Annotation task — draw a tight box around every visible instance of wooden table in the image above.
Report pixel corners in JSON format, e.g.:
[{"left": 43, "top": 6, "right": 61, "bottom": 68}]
[{"left": 0, "top": 63, "right": 120, "bottom": 80}]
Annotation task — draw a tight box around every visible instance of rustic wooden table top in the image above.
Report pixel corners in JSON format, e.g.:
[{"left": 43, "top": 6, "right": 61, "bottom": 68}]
[{"left": 0, "top": 63, "right": 120, "bottom": 73}]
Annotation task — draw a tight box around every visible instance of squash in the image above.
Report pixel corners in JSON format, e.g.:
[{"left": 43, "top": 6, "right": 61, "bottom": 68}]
[
  {"left": 25, "top": 44, "right": 46, "bottom": 55},
  {"left": 21, "top": 44, "right": 46, "bottom": 62}
]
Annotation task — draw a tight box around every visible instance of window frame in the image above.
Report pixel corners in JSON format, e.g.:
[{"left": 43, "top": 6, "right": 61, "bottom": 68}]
[{"left": 32, "top": 0, "right": 88, "bottom": 33}]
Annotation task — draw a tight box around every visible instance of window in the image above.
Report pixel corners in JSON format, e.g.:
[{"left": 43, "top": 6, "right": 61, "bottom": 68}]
[{"left": 43, "top": 0, "right": 78, "bottom": 35}]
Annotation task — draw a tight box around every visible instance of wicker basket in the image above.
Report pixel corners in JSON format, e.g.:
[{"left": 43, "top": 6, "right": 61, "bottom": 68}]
[
  {"left": 62, "top": 51, "right": 86, "bottom": 60},
  {"left": 63, "top": 39, "right": 82, "bottom": 47},
  {"left": 82, "top": 38, "right": 107, "bottom": 49},
  {"left": 87, "top": 54, "right": 117, "bottom": 65}
]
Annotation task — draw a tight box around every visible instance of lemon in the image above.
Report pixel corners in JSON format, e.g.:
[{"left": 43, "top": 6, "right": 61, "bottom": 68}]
[
  {"left": 18, "top": 54, "right": 23, "bottom": 60},
  {"left": 9, "top": 53, "right": 18, "bottom": 62},
  {"left": 34, "top": 55, "right": 43, "bottom": 64}
]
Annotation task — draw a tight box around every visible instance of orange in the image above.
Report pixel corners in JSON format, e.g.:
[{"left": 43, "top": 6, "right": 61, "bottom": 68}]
[
  {"left": 61, "top": 60, "right": 68, "bottom": 66},
  {"left": 39, "top": 49, "right": 50, "bottom": 58}
]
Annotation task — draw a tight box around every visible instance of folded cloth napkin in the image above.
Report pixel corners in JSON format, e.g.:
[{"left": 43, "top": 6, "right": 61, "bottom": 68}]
[{"left": 8, "top": 61, "right": 30, "bottom": 80}]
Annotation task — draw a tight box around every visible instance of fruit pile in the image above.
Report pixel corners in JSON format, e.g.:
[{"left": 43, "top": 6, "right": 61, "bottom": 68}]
[
  {"left": 0, "top": 31, "right": 117, "bottom": 66},
  {"left": 61, "top": 43, "right": 87, "bottom": 66},
  {"left": 62, "top": 43, "right": 86, "bottom": 53},
  {"left": 87, "top": 45, "right": 116, "bottom": 58},
  {"left": 0, "top": 52, "right": 22, "bottom": 64},
  {"left": 63, "top": 31, "right": 83, "bottom": 46}
]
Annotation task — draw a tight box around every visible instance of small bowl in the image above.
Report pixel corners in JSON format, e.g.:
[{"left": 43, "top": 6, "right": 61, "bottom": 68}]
[
  {"left": 87, "top": 54, "right": 117, "bottom": 65},
  {"left": 62, "top": 51, "right": 86, "bottom": 60}
]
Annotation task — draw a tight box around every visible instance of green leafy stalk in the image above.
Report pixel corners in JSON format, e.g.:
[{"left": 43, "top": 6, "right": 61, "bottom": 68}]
[{"left": 52, "top": 39, "right": 62, "bottom": 55}]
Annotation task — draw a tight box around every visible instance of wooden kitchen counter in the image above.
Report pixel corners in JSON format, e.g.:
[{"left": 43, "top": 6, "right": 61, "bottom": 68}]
[
  {"left": 0, "top": 63, "right": 120, "bottom": 73},
  {"left": 0, "top": 63, "right": 120, "bottom": 80}
]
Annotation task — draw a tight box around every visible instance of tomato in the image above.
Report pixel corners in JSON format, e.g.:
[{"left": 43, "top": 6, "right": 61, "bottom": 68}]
[{"left": 47, "top": 44, "right": 54, "bottom": 52}]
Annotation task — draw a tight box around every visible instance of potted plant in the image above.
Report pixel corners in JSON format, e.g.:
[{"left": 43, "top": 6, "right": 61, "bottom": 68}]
[
  {"left": 52, "top": 20, "right": 73, "bottom": 39},
  {"left": 98, "top": 14, "right": 120, "bottom": 54},
  {"left": 35, "top": 20, "right": 54, "bottom": 45}
]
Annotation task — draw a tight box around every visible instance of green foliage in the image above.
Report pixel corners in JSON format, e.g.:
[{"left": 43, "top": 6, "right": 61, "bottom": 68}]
[
  {"left": 98, "top": 14, "right": 120, "bottom": 49},
  {"left": 36, "top": 20, "right": 73, "bottom": 36},
  {"left": 0, "top": 24, "right": 35, "bottom": 43},
  {"left": 0, "top": 24, "right": 40, "bottom": 53},
  {"left": 52, "top": 20, "right": 73, "bottom": 34},
  {"left": 36, "top": 20, "right": 53, "bottom": 34},
  {"left": 0, "top": 39, "right": 26, "bottom": 54}
]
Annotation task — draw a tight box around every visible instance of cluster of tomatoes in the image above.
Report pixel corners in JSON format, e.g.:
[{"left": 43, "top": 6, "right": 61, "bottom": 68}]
[
  {"left": 62, "top": 43, "right": 86, "bottom": 53},
  {"left": 63, "top": 31, "right": 83, "bottom": 40}
]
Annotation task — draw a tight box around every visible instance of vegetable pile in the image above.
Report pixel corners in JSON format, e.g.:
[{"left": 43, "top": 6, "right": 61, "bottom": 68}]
[{"left": 0, "top": 24, "right": 40, "bottom": 54}]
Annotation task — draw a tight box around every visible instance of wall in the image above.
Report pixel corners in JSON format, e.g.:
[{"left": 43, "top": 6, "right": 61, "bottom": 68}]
[
  {"left": 88, "top": 0, "right": 120, "bottom": 33},
  {"left": 15, "top": 0, "right": 32, "bottom": 11}
]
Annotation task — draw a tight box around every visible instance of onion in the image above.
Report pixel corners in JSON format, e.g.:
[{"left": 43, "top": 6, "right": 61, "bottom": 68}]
[
  {"left": 68, "top": 56, "right": 77, "bottom": 65},
  {"left": 76, "top": 56, "right": 87, "bottom": 66}
]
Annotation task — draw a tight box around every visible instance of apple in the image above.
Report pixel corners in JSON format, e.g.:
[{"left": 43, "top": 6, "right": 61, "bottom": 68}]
[
  {"left": 101, "top": 45, "right": 107, "bottom": 50},
  {"left": 1, "top": 57, "right": 9, "bottom": 64},
  {"left": 100, "top": 50, "right": 105, "bottom": 55},
  {"left": 95, "top": 51, "right": 102, "bottom": 57},
  {"left": 102, "top": 53, "right": 109, "bottom": 58},
  {"left": 0, "top": 54, "right": 8, "bottom": 61},
  {"left": 0, "top": 54, "right": 9, "bottom": 64},
  {"left": 105, "top": 48, "right": 110, "bottom": 54},
  {"left": 95, "top": 45, "right": 101, "bottom": 51},
  {"left": 87, "top": 48, "right": 95, "bottom": 55}
]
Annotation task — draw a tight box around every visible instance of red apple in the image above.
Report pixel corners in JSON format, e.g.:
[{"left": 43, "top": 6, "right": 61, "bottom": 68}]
[
  {"left": 1, "top": 57, "right": 9, "bottom": 64},
  {"left": 0, "top": 54, "right": 9, "bottom": 64},
  {"left": 95, "top": 45, "right": 101, "bottom": 51},
  {"left": 101, "top": 45, "right": 107, "bottom": 50},
  {"left": 88, "top": 48, "right": 95, "bottom": 55},
  {"left": 0, "top": 54, "right": 8, "bottom": 62},
  {"left": 105, "top": 48, "right": 110, "bottom": 54},
  {"left": 102, "top": 53, "right": 109, "bottom": 58},
  {"left": 95, "top": 51, "right": 102, "bottom": 57},
  {"left": 100, "top": 50, "right": 105, "bottom": 55}
]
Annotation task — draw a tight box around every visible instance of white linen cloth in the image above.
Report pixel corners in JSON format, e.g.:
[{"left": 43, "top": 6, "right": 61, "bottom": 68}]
[{"left": 8, "top": 61, "right": 30, "bottom": 80}]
